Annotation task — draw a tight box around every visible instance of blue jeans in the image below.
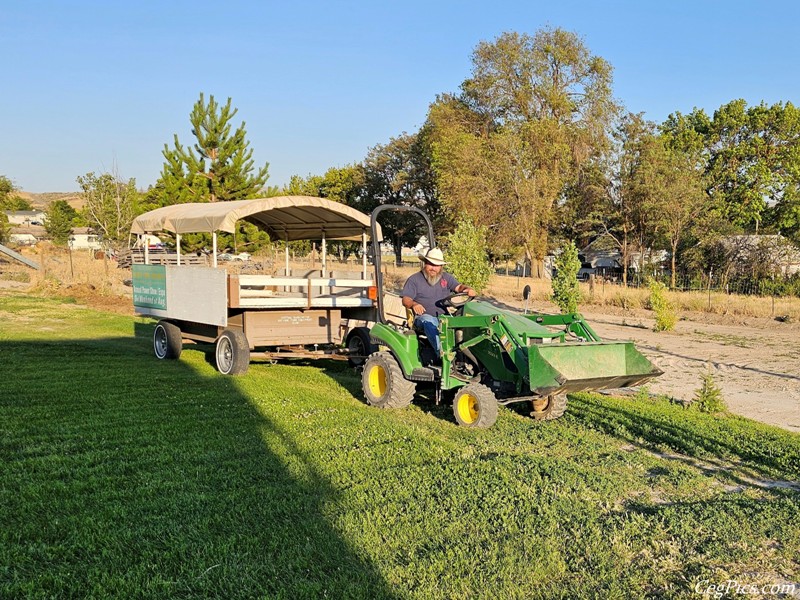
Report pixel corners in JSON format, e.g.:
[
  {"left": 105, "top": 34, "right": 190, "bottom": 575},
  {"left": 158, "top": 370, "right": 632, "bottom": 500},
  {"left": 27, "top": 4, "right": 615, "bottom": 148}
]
[{"left": 413, "top": 314, "right": 441, "bottom": 356}]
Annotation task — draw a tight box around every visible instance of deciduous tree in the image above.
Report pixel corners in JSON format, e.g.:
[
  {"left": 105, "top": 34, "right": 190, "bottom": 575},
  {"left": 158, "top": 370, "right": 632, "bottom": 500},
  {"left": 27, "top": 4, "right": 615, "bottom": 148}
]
[
  {"left": 358, "top": 132, "right": 439, "bottom": 264},
  {"left": 0, "top": 175, "right": 32, "bottom": 211},
  {"left": 45, "top": 200, "right": 78, "bottom": 246},
  {"left": 77, "top": 172, "right": 137, "bottom": 249},
  {"left": 428, "top": 28, "right": 617, "bottom": 275}
]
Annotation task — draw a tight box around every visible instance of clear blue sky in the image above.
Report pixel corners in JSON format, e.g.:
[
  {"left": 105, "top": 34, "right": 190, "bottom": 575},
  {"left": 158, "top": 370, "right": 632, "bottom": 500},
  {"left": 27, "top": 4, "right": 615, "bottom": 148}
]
[{"left": 2, "top": 0, "right": 799, "bottom": 193}]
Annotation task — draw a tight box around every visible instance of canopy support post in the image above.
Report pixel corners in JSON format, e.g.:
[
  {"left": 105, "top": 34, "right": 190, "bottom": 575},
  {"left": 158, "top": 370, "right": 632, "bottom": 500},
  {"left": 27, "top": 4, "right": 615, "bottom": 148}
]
[
  {"left": 284, "top": 234, "right": 289, "bottom": 275},
  {"left": 212, "top": 232, "right": 218, "bottom": 268},
  {"left": 177, "top": 234, "right": 181, "bottom": 266},
  {"left": 362, "top": 230, "right": 367, "bottom": 279},
  {"left": 143, "top": 234, "right": 150, "bottom": 265},
  {"left": 321, "top": 231, "right": 327, "bottom": 278}
]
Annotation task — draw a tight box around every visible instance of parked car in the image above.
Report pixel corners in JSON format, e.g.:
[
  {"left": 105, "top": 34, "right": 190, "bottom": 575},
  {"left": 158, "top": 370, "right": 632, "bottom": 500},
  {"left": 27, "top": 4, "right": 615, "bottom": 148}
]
[{"left": 577, "top": 263, "right": 596, "bottom": 281}]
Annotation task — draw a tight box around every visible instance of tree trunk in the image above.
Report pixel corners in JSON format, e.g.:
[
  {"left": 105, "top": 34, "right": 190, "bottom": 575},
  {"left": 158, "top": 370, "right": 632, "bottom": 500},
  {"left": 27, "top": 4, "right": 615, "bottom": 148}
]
[
  {"left": 394, "top": 236, "right": 402, "bottom": 267},
  {"left": 670, "top": 240, "right": 678, "bottom": 289},
  {"left": 622, "top": 229, "right": 629, "bottom": 287}
]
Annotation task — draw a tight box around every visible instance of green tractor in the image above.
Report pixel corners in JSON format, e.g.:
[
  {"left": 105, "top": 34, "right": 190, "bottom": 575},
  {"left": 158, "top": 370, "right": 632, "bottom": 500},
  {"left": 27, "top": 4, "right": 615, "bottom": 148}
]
[{"left": 362, "top": 205, "right": 662, "bottom": 428}]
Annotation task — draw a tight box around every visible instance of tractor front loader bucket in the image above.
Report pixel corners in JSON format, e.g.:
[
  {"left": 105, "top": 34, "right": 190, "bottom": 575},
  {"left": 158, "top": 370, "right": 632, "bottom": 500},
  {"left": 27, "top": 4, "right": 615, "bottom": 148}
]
[{"left": 527, "top": 341, "right": 662, "bottom": 397}]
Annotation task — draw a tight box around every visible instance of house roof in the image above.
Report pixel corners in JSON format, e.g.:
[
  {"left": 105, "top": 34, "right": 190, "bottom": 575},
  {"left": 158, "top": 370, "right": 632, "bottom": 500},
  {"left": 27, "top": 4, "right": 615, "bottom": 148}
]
[
  {"left": 3, "top": 210, "right": 45, "bottom": 217},
  {"left": 9, "top": 225, "right": 46, "bottom": 235},
  {"left": 130, "top": 196, "right": 380, "bottom": 241}
]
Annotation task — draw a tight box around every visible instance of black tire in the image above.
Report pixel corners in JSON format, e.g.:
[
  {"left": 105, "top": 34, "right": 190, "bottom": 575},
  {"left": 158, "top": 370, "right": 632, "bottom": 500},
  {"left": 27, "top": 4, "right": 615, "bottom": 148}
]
[
  {"left": 153, "top": 320, "right": 182, "bottom": 360},
  {"left": 346, "top": 327, "right": 377, "bottom": 368},
  {"left": 530, "top": 394, "right": 568, "bottom": 421},
  {"left": 452, "top": 383, "right": 498, "bottom": 428},
  {"left": 362, "top": 352, "right": 415, "bottom": 409},
  {"left": 215, "top": 329, "right": 250, "bottom": 375}
]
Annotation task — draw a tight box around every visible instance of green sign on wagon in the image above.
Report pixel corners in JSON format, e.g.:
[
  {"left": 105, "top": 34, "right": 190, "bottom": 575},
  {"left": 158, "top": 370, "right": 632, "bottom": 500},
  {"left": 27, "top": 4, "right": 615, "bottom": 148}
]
[{"left": 132, "top": 264, "right": 167, "bottom": 309}]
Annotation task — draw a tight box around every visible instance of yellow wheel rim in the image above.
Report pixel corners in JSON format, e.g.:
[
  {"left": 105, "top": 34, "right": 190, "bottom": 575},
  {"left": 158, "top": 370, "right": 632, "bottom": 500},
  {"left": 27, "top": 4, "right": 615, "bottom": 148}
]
[
  {"left": 368, "top": 364, "right": 387, "bottom": 398},
  {"left": 456, "top": 392, "right": 479, "bottom": 424}
]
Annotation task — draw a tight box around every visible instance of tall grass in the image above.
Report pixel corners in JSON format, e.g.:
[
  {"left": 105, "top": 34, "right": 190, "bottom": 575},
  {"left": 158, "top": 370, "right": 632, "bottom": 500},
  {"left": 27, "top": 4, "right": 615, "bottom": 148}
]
[{"left": 2, "top": 292, "right": 799, "bottom": 598}]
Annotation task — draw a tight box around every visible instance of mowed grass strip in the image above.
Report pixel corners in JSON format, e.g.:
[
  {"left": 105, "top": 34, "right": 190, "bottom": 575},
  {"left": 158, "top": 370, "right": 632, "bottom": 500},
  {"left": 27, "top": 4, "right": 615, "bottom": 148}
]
[{"left": 1, "top": 292, "right": 799, "bottom": 599}]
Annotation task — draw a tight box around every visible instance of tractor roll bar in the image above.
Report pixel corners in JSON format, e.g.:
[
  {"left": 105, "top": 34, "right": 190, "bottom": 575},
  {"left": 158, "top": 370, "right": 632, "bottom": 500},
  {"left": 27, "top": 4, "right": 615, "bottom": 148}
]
[{"left": 370, "top": 205, "right": 436, "bottom": 325}]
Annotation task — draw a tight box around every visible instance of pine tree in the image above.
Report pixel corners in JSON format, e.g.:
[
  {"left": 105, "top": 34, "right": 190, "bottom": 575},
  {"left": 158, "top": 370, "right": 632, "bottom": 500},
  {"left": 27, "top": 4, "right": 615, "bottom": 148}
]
[{"left": 157, "top": 94, "right": 269, "bottom": 204}]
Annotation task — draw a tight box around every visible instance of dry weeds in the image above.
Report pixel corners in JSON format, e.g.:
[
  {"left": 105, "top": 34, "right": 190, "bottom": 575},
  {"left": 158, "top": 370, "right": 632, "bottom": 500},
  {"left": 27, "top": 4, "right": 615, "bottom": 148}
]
[{"left": 2, "top": 246, "right": 800, "bottom": 323}]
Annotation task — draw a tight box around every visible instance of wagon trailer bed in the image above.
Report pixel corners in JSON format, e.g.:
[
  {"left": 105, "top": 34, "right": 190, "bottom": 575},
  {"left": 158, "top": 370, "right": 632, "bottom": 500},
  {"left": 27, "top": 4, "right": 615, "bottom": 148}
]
[{"left": 131, "top": 196, "right": 384, "bottom": 374}]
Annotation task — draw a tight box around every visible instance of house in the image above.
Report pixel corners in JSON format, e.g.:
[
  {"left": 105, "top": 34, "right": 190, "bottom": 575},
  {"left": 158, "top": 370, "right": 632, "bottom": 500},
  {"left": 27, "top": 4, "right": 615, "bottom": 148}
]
[
  {"left": 578, "top": 235, "right": 669, "bottom": 280},
  {"left": 69, "top": 228, "right": 102, "bottom": 251},
  {"left": 722, "top": 234, "right": 800, "bottom": 276},
  {"left": 8, "top": 225, "right": 46, "bottom": 246},
  {"left": 3, "top": 210, "right": 47, "bottom": 226}
]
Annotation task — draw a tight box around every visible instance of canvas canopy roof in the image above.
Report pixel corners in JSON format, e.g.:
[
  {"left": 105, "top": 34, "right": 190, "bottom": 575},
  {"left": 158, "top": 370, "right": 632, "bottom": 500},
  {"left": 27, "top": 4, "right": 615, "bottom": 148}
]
[{"left": 130, "top": 196, "right": 380, "bottom": 241}]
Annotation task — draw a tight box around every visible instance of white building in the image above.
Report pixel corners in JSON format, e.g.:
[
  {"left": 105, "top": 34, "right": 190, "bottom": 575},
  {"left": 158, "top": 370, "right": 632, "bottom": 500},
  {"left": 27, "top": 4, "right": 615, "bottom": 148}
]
[
  {"left": 3, "top": 210, "right": 47, "bottom": 226},
  {"left": 69, "top": 228, "right": 102, "bottom": 251}
]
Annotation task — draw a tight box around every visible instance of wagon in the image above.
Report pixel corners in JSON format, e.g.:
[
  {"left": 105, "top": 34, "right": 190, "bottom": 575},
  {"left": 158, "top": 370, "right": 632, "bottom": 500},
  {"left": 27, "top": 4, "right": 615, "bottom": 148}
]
[{"left": 130, "top": 196, "right": 385, "bottom": 373}]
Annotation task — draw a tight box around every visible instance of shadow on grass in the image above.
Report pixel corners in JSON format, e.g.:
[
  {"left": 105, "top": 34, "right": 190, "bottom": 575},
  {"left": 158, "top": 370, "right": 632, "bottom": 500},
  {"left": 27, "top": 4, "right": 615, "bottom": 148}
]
[
  {"left": 568, "top": 394, "right": 800, "bottom": 481},
  {"left": 258, "top": 357, "right": 460, "bottom": 427},
  {"left": 0, "top": 327, "right": 398, "bottom": 599}
]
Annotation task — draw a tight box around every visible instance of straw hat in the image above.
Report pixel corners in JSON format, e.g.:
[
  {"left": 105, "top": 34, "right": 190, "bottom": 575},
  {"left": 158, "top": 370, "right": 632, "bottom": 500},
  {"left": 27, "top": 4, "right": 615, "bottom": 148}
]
[{"left": 418, "top": 247, "right": 446, "bottom": 266}]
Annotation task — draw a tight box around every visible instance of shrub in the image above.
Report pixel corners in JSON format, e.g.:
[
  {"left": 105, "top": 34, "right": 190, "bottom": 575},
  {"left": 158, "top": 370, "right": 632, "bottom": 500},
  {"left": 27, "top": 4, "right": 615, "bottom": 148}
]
[
  {"left": 552, "top": 241, "right": 581, "bottom": 313},
  {"left": 648, "top": 278, "right": 677, "bottom": 331},
  {"left": 691, "top": 372, "right": 727, "bottom": 413},
  {"left": 445, "top": 219, "right": 493, "bottom": 293}
]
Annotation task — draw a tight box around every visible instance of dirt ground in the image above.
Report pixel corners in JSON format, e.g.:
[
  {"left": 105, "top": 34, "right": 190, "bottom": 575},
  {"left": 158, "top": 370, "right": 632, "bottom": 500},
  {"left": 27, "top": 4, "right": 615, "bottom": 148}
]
[
  {"left": 518, "top": 299, "right": 800, "bottom": 434},
  {"left": 1, "top": 257, "right": 798, "bottom": 434}
]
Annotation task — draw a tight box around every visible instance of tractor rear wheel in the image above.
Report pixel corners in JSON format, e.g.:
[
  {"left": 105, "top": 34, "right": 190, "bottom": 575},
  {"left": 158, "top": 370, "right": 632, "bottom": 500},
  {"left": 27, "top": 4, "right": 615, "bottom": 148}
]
[
  {"left": 530, "top": 393, "right": 568, "bottom": 421},
  {"left": 153, "top": 320, "right": 182, "bottom": 360},
  {"left": 215, "top": 329, "right": 250, "bottom": 376},
  {"left": 362, "top": 352, "right": 415, "bottom": 409},
  {"left": 453, "top": 383, "right": 498, "bottom": 428},
  {"left": 346, "top": 327, "right": 377, "bottom": 368}
]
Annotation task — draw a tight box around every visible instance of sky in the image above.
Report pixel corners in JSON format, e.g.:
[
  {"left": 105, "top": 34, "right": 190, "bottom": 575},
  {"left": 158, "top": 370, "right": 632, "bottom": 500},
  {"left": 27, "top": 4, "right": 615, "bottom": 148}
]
[{"left": 2, "top": 0, "right": 800, "bottom": 193}]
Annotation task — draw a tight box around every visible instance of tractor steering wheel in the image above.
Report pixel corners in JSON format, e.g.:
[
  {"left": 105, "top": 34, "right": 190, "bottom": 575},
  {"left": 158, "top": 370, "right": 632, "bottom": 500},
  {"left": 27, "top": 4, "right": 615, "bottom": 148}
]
[{"left": 440, "top": 292, "right": 473, "bottom": 315}]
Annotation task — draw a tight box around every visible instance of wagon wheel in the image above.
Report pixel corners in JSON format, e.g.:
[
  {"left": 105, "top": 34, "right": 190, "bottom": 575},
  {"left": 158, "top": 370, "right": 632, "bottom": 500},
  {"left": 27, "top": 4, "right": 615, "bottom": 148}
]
[
  {"left": 453, "top": 383, "right": 498, "bottom": 428},
  {"left": 214, "top": 329, "right": 250, "bottom": 375},
  {"left": 153, "top": 320, "right": 182, "bottom": 360},
  {"left": 530, "top": 394, "right": 568, "bottom": 421},
  {"left": 362, "top": 352, "right": 416, "bottom": 409}
]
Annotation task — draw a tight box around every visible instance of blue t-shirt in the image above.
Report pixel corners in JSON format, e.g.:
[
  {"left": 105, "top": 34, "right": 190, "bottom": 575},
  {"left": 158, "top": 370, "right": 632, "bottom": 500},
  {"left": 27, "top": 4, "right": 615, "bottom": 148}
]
[{"left": 401, "top": 271, "right": 461, "bottom": 317}]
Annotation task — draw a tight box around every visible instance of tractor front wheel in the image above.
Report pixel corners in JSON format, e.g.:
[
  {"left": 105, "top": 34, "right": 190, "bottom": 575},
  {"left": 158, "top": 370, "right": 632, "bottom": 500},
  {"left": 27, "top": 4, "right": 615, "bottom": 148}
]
[
  {"left": 453, "top": 383, "right": 498, "bottom": 428},
  {"left": 362, "top": 352, "right": 415, "bottom": 409},
  {"left": 530, "top": 393, "right": 568, "bottom": 421}
]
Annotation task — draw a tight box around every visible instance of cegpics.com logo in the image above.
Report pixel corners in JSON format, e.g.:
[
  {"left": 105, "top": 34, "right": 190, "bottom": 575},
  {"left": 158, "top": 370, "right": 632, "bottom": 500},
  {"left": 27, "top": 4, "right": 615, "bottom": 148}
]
[{"left": 695, "top": 579, "right": 798, "bottom": 598}]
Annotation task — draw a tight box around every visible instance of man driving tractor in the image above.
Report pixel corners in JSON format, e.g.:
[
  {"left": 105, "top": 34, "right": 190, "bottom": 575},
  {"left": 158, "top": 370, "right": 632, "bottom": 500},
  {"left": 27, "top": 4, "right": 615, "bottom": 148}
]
[{"left": 401, "top": 247, "right": 476, "bottom": 357}]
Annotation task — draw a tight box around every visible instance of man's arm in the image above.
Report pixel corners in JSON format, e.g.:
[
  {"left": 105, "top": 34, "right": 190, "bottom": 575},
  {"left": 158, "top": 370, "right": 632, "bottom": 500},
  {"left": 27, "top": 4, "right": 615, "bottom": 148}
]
[
  {"left": 401, "top": 274, "right": 426, "bottom": 315},
  {"left": 402, "top": 295, "right": 426, "bottom": 315},
  {"left": 453, "top": 281, "right": 477, "bottom": 297}
]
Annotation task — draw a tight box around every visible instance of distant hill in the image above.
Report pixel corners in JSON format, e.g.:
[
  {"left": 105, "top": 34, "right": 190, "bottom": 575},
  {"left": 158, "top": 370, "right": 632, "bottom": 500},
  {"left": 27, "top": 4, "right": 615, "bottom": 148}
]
[{"left": 19, "top": 191, "right": 84, "bottom": 211}]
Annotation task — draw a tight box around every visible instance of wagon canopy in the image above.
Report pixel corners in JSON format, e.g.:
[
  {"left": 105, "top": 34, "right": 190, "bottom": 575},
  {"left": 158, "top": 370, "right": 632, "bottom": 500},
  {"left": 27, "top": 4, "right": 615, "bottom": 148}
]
[{"left": 130, "top": 195, "right": 380, "bottom": 241}]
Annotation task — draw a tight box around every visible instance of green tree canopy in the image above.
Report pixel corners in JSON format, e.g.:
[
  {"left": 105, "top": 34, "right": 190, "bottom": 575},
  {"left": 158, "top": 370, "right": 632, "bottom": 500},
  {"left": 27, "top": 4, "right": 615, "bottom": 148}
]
[
  {"left": 0, "top": 175, "right": 33, "bottom": 211},
  {"left": 157, "top": 93, "right": 269, "bottom": 204},
  {"left": 444, "top": 219, "right": 493, "bottom": 292},
  {"left": 427, "top": 28, "right": 617, "bottom": 274},
  {"left": 552, "top": 241, "right": 581, "bottom": 313},
  {"left": 357, "top": 132, "right": 439, "bottom": 264},
  {"left": 45, "top": 200, "right": 78, "bottom": 246},
  {"left": 77, "top": 172, "right": 138, "bottom": 249}
]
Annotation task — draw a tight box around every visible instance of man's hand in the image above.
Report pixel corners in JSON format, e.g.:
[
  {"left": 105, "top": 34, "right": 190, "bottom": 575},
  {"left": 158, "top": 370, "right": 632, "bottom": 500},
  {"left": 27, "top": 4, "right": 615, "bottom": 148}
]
[{"left": 411, "top": 302, "right": 425, "bottom": 315}]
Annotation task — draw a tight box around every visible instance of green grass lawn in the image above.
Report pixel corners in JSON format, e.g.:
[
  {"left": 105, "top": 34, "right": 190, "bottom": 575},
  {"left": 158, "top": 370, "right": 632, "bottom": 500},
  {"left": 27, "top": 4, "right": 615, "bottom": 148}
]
[{"left": 1, "top": 293, "right": 799, "bottom": 599}]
